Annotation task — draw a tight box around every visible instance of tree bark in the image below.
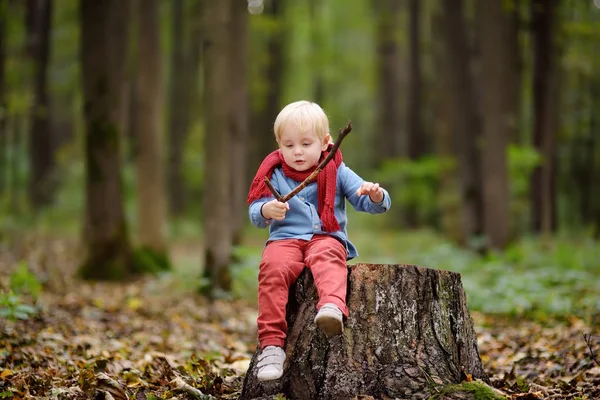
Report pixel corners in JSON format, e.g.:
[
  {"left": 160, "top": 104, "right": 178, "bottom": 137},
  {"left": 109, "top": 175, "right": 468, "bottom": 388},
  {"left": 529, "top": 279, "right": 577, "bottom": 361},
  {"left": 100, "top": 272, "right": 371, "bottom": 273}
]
[
  {"left": 374, "top": 0, "right": 404, "bottom": 162},
  {"left": 242, "top": 263, "right": 487, "bottom": 400},
  {"left": 475, "top": 0, "right": 515, "bottom": 249},
  {"left": 168, "top": 0, "right": 202, "bottom": 217},
  {"left": 530, "top": 0, "right": 559, "bottom": 234},
  {"left": 134, "top": 0, "right": 167, "bottom": 257},
  {"left": 0, "top": 0, "right": 6, "bottom": 194},
  {"left": 26, "top": 0, "right": 55, "bottom": 209},
  {"left": 202, "top": 0, "right": 233, "bottom": 295},
  {"left": 249, "top": 0, "right": 285, "bottom": 183},
  {"left": 439, "top": 0, "right": 484, "bottom": 245},
  {"left": 229, "top": 0, "right": 249, "bottom": 247},
  {"left": 78, "top": 0, "right": 133, "bottom": 280}
]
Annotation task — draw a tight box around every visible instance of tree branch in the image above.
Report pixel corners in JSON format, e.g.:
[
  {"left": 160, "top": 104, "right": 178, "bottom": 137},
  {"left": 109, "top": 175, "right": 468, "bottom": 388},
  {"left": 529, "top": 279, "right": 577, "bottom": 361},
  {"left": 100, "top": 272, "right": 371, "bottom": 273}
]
[{"left": 265, "top": 121, "right": 352, "bottom": 202}]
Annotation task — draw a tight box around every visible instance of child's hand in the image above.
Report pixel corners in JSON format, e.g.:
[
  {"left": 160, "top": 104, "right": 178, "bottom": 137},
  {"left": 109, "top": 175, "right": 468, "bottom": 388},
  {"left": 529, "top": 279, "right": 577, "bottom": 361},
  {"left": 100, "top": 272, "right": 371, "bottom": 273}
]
[
  {"left": 262, "top": 199, "right": 290, "bottom": 220},
  {"left": 356, "top": 182, "right": 384, "bottom": 203}
]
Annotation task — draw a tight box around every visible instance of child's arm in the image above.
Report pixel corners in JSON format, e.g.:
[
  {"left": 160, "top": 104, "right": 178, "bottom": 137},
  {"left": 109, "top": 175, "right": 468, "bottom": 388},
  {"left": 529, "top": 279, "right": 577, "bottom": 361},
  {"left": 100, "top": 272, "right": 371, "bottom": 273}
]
[
  {"left": 339, "top": 164, "right": 391, "bottom": 213},
  {"left": 249, "top": 198, "right": 274, "bottom": 228}
]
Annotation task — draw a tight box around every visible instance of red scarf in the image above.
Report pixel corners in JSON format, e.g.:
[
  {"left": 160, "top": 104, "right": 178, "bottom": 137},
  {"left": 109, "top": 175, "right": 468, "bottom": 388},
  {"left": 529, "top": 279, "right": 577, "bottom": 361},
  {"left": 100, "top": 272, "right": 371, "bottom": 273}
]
[{"left": 247, "top": 145, "right": 343, "bottom": 232}]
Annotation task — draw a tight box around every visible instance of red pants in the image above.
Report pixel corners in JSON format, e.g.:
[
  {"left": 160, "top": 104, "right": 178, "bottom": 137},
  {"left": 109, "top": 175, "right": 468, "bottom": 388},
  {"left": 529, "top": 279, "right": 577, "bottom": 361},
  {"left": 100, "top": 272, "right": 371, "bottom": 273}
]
[{"left": 257, "top": 235, "right": 348, "bottom": 349}]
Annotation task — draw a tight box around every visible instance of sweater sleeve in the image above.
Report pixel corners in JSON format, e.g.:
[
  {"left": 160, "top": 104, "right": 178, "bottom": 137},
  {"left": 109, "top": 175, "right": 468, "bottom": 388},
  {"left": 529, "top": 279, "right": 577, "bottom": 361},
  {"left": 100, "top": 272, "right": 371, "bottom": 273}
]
[{"left": 339, "top": 163, "right": 391, "bottom": 213}]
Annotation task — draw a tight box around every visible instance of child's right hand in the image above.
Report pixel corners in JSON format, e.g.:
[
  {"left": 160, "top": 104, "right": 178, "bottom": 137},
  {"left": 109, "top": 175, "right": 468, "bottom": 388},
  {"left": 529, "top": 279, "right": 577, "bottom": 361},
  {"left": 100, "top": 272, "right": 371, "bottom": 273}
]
[{"left": 262, "top": 199, "right": 290, "bottom": 220}]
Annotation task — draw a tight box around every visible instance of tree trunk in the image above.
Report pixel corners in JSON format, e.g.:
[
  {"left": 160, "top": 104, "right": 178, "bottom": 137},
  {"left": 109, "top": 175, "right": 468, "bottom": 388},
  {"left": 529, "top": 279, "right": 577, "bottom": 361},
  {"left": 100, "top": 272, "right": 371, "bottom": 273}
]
[
  {"left": 432, "top": 11, "right": 463, "bottom": 243},
  {"left": 229, "top": 0, "right": 249, "bottom": 247},
  {"left": 0, "top": 0, "right": 6, "bottom": 194},
  {"left": 26, "top": 0, "right": 55, "bottom": 209},
  {"left": 242, "top": 263, "right": 488, "bottom": 400},
  {"left": 439, "top": 0, "right": 484, "bottom": 245},
  {"left": 530, "top": 0, "right": 559, "bottom": 234},
  {"left": 78, "top": 0, "right": 133, "bottom": 280},
  {"left": 405, "top": 0, "right": 425, "bottom": 229},
  {"left": 475, "top": 0, "right": 515, "bottom": 249},
  {"left": 407, "top": 0, "right": 425, "bottom": 161},
  {"left": 202, "top": 0, "right": 233, "bottom": 295},
  {"left": 134, "top": 0, "right": 167, "bottom": 260},
  {"left": 168, "top": 0, "right": 202, "bottom": 217},
  {"left": 249, "top": 0, "right": 284, "bottom": 182},
  {"left": 374, "top": 0, "right": 404, "bottom": 162}
]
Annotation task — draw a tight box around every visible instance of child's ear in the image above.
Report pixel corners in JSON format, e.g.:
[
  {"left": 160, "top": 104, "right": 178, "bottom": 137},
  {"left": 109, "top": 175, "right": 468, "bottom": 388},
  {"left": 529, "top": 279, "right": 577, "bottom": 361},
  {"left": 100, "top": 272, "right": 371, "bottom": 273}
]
[{"left": 322, "top": 134, "right": 332, "bottom": 150}]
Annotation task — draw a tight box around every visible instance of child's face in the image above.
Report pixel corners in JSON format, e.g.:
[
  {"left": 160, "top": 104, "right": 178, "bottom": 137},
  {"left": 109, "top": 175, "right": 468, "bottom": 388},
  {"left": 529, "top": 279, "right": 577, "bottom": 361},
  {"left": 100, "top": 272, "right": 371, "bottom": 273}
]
[{"left": 278, "top": 124, "right": 330, "bottom": 172}]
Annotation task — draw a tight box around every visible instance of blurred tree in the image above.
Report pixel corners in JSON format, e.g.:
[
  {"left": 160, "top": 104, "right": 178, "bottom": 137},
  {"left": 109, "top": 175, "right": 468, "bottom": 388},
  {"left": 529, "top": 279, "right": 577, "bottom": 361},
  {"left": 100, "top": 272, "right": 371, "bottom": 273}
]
[
  {"left": 405, "top": 0, "right": 425, "bottom": 228},
  {"left": 407, "top": 0, "right": 425, "bottom": 162},
  {"left": 230, "top": 0, "right": 249, "bottom": 247},
  {"left": 374, "top": 0, "right": 403, "bottom": 162},
  {"left": 78, "top": 0, "right": 133, "bottom": 279},
  {"left": 168, "top": 0, "right": 202, "bottom": 217},
  {"left": 0, "top": 0, "right": 6, "bottom": 194},
  {"left": 26, "top": 0, "right": 55, "bottom": 209},
  {"left": 133, "top": 0, "right": 168, "bottom": 265},
  {"left": 432, "top": 8, "right": 462, "bottom": 242},
  {"left": 475, "top": 0, "right": 516, "bottom": 249},
  {"left": 202, "top": 0, "right": 233, "bottom": 296},
  {"left": 249, "top": 0, "right": 284, "bottom": 179},
  {"left": 439, "top": 0, "right": 483, "bottom": 245},
  {"left": 530, "top": 0, "right": 560, "bottom": 234}
]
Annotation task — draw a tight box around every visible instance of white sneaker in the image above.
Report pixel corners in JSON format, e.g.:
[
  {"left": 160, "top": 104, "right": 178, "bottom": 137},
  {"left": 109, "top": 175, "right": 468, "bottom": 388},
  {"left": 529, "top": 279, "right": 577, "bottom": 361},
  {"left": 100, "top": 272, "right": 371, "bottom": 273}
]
[
  {"left": 314, "top": 303, "right": 344, "bottom": 338},
  {"left": 256, "top": 346, "right": 286, "bottom": 381}
]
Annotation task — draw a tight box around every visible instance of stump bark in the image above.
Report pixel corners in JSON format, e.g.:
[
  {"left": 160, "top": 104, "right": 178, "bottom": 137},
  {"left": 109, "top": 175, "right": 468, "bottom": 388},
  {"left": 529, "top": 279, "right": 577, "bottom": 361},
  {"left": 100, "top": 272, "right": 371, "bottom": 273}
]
[{"left": 241, "top": 263, "right": 489, "bottom": 400}]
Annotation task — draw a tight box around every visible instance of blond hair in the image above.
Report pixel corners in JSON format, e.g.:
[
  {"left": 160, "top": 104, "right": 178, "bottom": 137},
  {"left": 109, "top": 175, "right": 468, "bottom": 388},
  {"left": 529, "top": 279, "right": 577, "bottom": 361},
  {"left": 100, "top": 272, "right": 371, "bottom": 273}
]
[{"left": 273, "top": 100, "right": 330, "bottom": 142}]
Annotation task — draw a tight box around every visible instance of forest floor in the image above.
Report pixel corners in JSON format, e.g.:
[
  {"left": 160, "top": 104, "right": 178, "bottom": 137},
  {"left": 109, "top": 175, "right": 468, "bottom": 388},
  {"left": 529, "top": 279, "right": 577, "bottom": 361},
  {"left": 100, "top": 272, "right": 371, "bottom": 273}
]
[{"left": 0, "top": 235, "right": 599, "bottom": 399}]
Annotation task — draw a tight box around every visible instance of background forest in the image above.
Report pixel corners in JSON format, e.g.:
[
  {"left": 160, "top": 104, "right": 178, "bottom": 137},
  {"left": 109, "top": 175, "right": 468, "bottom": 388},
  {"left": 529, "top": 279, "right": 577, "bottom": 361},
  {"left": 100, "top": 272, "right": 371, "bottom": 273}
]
[{"left": 0, "top": 0, "right": 600, "bottom": 398}]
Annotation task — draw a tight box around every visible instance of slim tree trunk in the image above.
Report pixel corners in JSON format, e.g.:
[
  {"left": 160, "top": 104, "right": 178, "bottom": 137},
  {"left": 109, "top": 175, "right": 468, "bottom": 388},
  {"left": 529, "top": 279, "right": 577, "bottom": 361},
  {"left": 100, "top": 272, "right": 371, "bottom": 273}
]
[
  {"left": 440, "top": 0, "right": 484, "bottom": 244},
  {"left": 407, "top": 0, "right": 425, "bottom": 160},
  {"left": 78, "top": 0, "right": 133, "bottom": 280},
  {"left": 134, "top": 0, "right": 168, "bottom": 263},
  {"left": 202, "top": 0, "right": 233, "bottom": 295},
  {"left": 432, "top": 11, "right": 463, "bottom": 243},
  {"left": 168, "top": 0, "right": 202, "bottom": 217},
  {"left": 229, "top": 0, "right": 249, "bottom": 247},
  {"left": 405, "top": 0, "right": 425, "bottom": 228},
  {"left": 592, "top": 83, "right": 600, "bottom": 237},
  {"left": 475, "top": 0, "right": 515, "bottom": 249},
  {"left": 0, "top": 0, "right": 6, "bottom": 194},
  {"left": 374, "top": 0, "right": 403, "bottom": 161},
  {"left": 530, "top": 0, "right": 559, "bottom": 234},
  {"left": 26, "top": 0, "right": 54, "bottom": 209},
  {"left": 249, "top": 0, "right": 285, "bottom": 180}
]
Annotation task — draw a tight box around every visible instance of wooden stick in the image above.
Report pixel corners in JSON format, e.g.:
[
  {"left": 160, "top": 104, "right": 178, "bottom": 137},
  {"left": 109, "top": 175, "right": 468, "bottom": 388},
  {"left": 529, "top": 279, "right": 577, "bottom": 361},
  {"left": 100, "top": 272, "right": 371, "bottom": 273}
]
[{"left": 265, "top": 121, "right": 352, "bottom": 202}]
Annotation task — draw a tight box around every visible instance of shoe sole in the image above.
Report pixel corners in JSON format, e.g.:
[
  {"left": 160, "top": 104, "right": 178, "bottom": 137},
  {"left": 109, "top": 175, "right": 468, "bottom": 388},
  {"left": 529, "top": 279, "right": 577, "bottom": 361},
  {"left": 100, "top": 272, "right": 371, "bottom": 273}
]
[
  {"left": 257, "top": 370, "right": 283, "bottom": 382},
  {"left": 315, "top": 314, "right": 343, "bottom": 337}
]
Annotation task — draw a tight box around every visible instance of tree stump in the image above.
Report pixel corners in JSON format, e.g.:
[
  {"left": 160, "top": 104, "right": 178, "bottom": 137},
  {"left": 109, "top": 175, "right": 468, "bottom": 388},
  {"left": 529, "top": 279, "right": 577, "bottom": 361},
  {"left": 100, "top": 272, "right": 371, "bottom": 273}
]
[{"left": 241, "top": 263, "right": 489, "bottom": 400}]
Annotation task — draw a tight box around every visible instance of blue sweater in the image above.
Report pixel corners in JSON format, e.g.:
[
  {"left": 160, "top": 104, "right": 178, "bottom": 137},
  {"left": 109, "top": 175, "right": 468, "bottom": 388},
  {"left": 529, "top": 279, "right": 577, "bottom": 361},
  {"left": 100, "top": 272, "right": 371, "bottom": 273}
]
[{"left": 249, "top": 162, "right": 391, "bottom": 259}]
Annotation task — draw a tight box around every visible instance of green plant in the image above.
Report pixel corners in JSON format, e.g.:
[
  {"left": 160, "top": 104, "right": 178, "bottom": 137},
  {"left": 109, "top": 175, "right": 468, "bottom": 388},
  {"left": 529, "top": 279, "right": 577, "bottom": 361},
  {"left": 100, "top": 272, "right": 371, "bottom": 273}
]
[
  {"left": 374, "top": 156, "right": 455, "bottom": 226},
  {"left": 9, "top": 261, "right": 42, "bottom": 299},
  {"left": 0, "top": 290, "right": 37, "bottom": 321}
]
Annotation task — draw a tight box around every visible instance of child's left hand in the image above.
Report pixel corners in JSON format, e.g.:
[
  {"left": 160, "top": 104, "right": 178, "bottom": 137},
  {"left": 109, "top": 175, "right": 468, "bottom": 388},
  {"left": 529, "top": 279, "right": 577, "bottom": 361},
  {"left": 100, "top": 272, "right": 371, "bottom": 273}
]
[{"left": 356, "top": 182, "right": 384, "bottom": 203}]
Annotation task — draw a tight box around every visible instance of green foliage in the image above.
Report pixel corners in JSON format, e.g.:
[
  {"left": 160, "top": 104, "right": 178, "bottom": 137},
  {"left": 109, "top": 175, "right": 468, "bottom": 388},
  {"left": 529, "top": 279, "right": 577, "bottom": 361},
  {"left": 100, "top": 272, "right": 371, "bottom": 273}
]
[
  {"left": 0, "top": 291, "right": 37, "bottom": 321},
  {"left": 507, "top": 145, "right": 542, "bottom": 232},
  {"left": 131, "top": 246, "right": 172, "bottom": 275},
  {"left": 230, "top": 227, "right": 600, "bottom": 321},
  {"left": 9, "top": 261, "right": 43, "bottom": 299},
  {"left": 374, "top": 156, "right": 455, "bottom": 226},
  {"left": 230, "top": 245, "right": 261, "bottom": 305},
  {"left": 0, "top": 391, "right": 14, "bottom": 399},
  {"left": 0, "top": 262, "right": 41, "bottom": 321}
]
